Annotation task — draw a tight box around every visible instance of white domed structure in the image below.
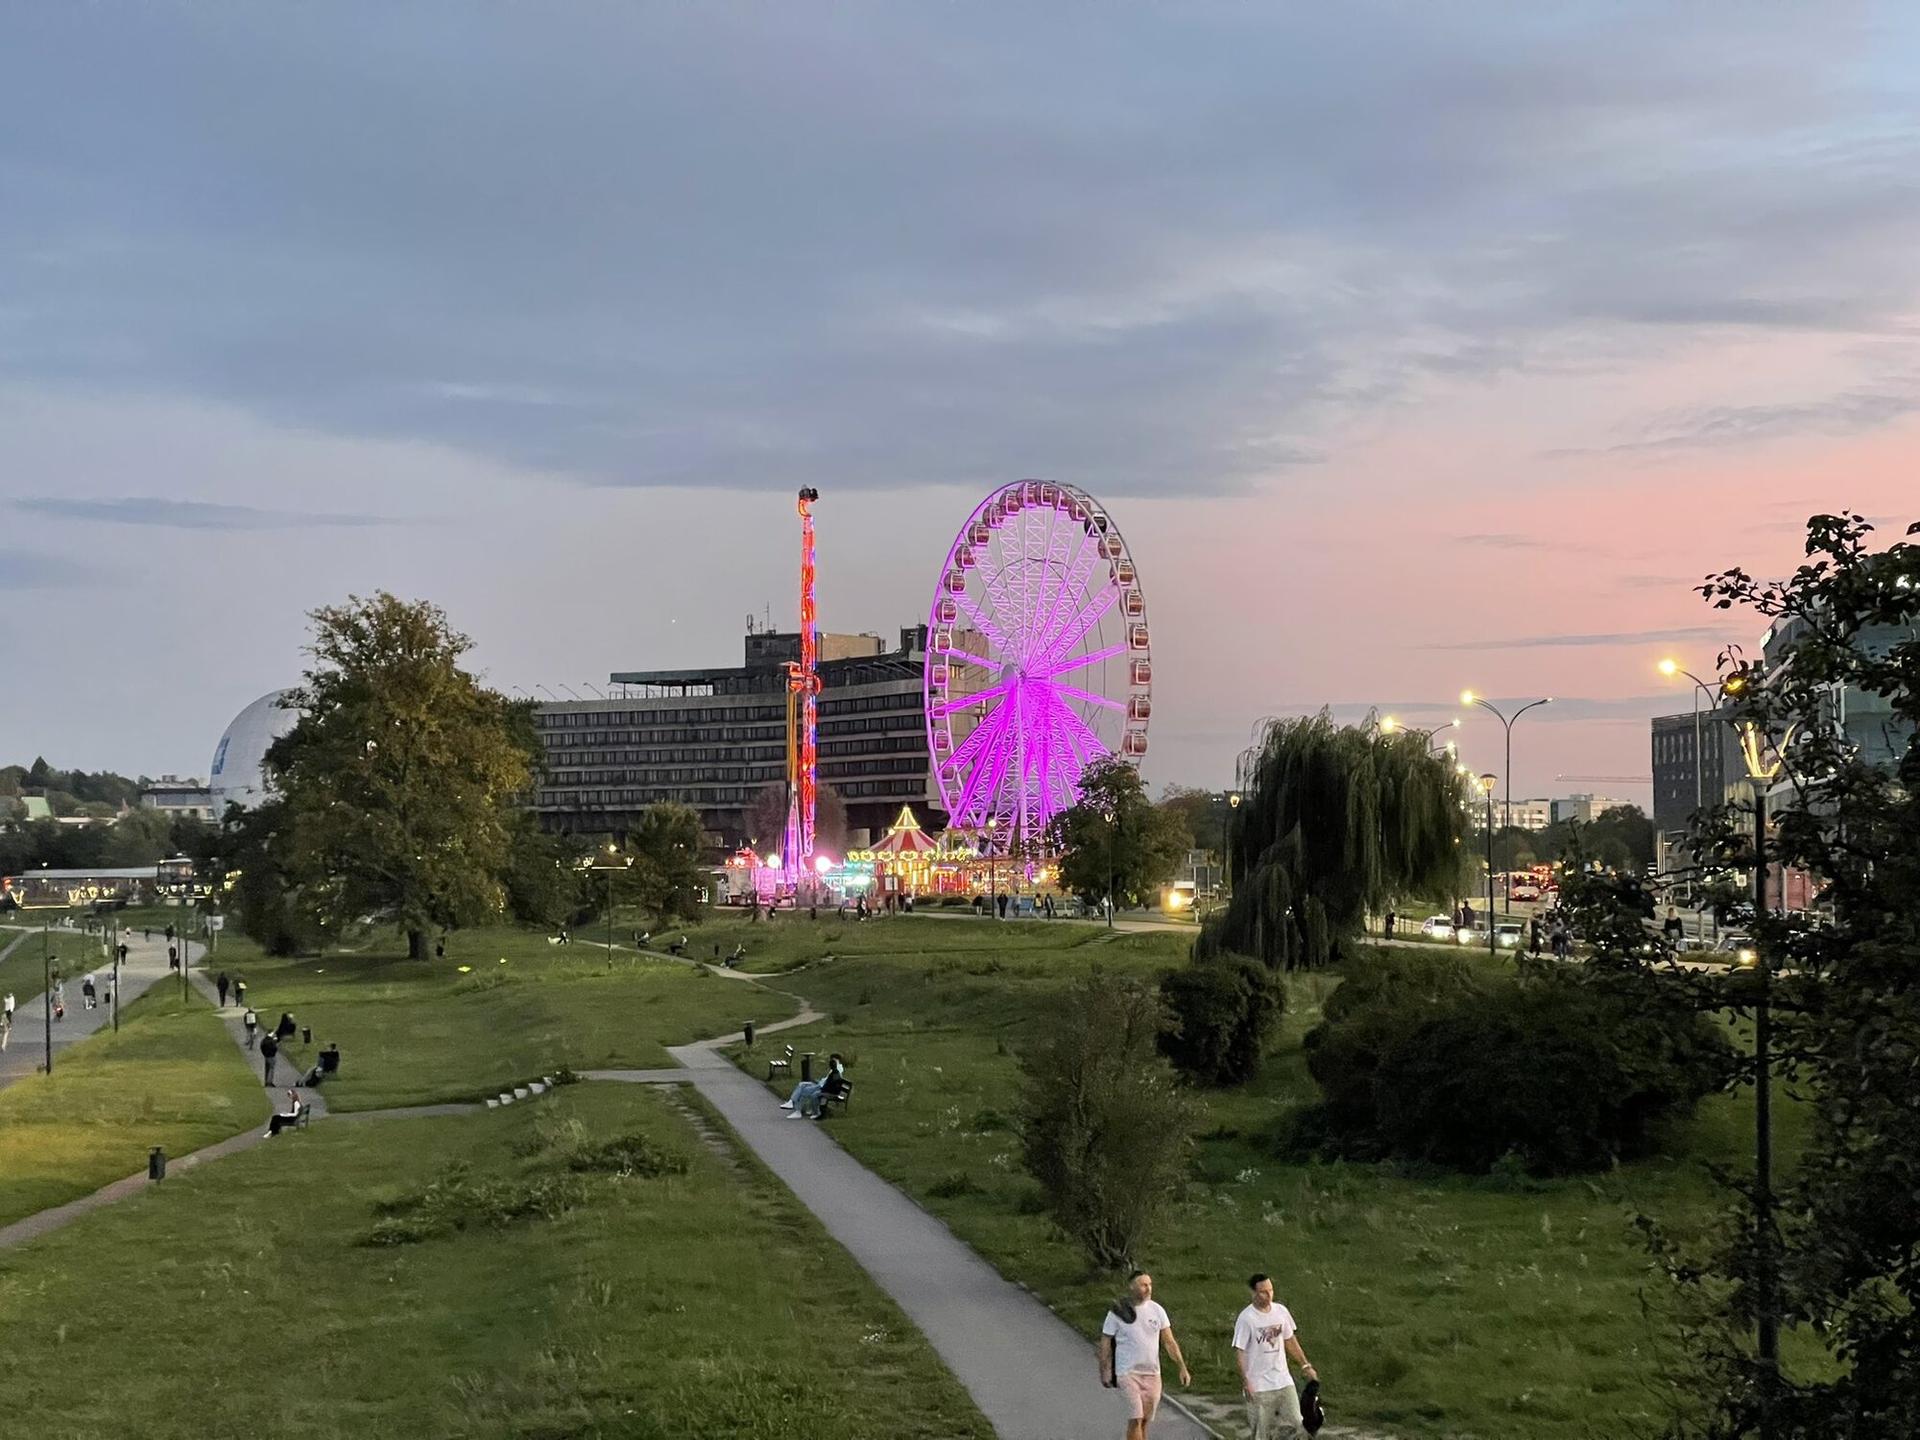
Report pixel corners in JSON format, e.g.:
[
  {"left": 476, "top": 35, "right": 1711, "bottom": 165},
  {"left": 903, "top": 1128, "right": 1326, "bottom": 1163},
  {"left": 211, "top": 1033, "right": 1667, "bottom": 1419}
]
[{"left": 209, "top": 689, "right": 300, "bottom": 814}]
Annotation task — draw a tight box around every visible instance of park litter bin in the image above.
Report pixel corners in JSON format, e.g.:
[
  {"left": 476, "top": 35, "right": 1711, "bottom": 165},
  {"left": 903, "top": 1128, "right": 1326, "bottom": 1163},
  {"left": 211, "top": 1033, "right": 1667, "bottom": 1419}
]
[
  {"left": 302, "top": 1026, "right": 312, "bottom": 1045},
  {"left": 742, "top": 1020, "right": 755, "bottom": 1049},
  {"left": 148, "top": 1147, "right": 166, "bottom": 1181},
  {"left": 800, "top": 1053, "right": 814, "bottom": 1082}
]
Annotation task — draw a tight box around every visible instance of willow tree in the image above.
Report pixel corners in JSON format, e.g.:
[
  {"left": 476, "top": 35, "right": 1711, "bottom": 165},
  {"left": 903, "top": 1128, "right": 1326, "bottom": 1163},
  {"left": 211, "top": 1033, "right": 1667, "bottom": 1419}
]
[{"left": 1198, "top": 712, "right": 1467, "bottom": 970}]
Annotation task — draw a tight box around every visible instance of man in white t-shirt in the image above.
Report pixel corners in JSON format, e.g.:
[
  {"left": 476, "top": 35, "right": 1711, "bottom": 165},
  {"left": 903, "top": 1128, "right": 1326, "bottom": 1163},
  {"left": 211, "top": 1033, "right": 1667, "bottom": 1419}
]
[
  {"left": 1232, "top": 1273, "right": 1317, "bottom": 1439},
  {"left": 1098, "top": 1270, "right": 1191, "bottom": 1439}
]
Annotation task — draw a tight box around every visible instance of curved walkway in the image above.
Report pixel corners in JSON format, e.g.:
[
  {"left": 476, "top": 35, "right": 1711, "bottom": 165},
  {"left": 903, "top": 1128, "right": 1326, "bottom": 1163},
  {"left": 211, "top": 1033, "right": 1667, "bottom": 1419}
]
[{"left": 0, "top": 936, "right": 1216, "bottom": 1438}]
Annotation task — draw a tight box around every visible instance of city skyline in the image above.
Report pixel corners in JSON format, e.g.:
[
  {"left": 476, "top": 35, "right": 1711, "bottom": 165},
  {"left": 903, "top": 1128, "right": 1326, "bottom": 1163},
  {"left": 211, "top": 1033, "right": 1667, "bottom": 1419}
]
[{"left": 6, "top": 5, "right": 1919, "bottom": 804}]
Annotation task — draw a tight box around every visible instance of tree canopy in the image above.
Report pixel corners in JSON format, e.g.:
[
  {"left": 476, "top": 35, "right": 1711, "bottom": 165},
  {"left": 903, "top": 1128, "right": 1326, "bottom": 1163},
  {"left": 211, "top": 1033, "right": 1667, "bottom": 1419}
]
[
  {"left": 1655, "top": 512, "right": 1920, "bottom": 1437},
  {"left": 1044, "top": 756, "right": 1190, "bottom": 907},
  {"left": 1200, "top": 712, "right": 1467, "bottom": 969},
  {"left": 264, "top": 592, "right": 537, "bottom": 958}
]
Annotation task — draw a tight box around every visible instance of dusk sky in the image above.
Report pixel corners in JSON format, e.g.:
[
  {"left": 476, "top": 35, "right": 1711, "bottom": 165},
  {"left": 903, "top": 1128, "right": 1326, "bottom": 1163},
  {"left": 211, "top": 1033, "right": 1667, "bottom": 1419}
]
[{"left": 6, "top": 4, "right": 1919, "bottom": 808}]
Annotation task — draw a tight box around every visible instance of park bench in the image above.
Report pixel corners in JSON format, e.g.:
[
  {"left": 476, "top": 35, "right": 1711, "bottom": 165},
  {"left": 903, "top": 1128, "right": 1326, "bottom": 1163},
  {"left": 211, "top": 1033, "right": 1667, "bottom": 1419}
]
[
  {"left": 767, "top": 1043, "right": 795, "bottom": 1081},
  {"left": 267, "top": 1101, "right": 311, "bottom": 1138},
  {"left": 821, "top": 1080, "right": 852, "bottom": 1116},
  {"left": 668, "top": 936, "right": 689, "bottom": 957}
]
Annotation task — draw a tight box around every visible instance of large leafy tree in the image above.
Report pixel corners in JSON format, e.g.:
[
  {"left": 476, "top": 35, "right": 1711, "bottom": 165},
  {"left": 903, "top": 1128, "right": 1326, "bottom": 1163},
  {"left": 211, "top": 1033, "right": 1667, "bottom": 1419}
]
[
  {"left": 1656, "top": 513, "right": 1920, "bottom": 1438},
  {"left": 1044, "top": 756, "right": 1191, "bottom": 908},
  {"left": 1201, "top": 712, "right": 1466, "bottom": 970},
  {"left": 628, "top": 801, "right": 707, "bottom": 920},
  {"left": 266, "top": 592, "right": 537, "bottom": 958}
]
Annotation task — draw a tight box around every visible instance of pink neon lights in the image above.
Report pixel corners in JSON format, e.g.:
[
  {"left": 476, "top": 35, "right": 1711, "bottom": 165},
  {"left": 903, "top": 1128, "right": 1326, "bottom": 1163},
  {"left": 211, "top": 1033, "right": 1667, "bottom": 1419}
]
[{"left": 924, "top": 480, "right": 1150, "bottom": 853}]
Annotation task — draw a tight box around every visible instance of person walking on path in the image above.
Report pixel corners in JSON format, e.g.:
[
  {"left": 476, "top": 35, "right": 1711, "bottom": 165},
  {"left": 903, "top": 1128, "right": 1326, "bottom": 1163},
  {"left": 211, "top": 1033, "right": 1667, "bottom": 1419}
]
[
  {"left": 233, "top": 976, "right": 247, "bottom": 1009},
  {"left": 243, "top": 1008, "right": 259, "bottom": 1050},
  {"left": 216, "top": 972, "right": 230, "bottom": 1007},
  {"left": 52, "top": 979, "right": 66, "bottom": 1022},
  {"left": 167, "top": 945, "right": 179, "bottom": 973},
  {"left": 82, "top": 974, "right": 97, "bottom": 1011},
  {"left": 1383, "top": 910, "right": 1396, "bottom": 942},
  {"left": 116, "top": 940, "right": 129, "bottom": 966},
  {"left": 260, "top": 1031, "right": 279, "bottom": 1085},
  {"left": 1098, "top": 1270, "right": 1191, "bottom": 1440},
  {"left": 1232, "top": 1273, "right": 1318, "bottom": 1440},
  {"left": 1, "top": 992, "right": 13, "bottom": 1051}
]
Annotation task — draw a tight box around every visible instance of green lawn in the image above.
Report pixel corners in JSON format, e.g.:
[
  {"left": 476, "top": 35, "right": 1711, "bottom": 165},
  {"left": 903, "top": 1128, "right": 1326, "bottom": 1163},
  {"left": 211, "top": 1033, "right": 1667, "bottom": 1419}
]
[
  {"left": 0, "top": 985, "right": 265, "bottom": 1228},
  {"left": 656, "top": 907, "right": 1179, "bottom": 975},
  {"left": 725, "top": 926, "right": 1805, "bottom": 1440},
  {"left": 201, "top": 926, "right": 796, "bottom": 1111},
  {"left": 0, "top": 924, "right": 108, "bottom": 1000},
  {"left": 0, "top": 1083, "right": 992, "bottom": 1440}
]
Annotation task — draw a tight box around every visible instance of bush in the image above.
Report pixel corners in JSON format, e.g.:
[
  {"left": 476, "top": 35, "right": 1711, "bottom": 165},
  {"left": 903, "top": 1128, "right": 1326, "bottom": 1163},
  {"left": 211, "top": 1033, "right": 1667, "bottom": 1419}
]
[
  {"left": 1298, "top": 955, "right": 1733, "bottom": 1175},
  {"left": 363, "top": 1162, "right": 587, "bottom": 1245},
  {"left": 1158, "top": 953, "right": 1284, "bottom": 1085},
  {"left": 1017, "top": 973, "right": 1199, "bottom": 1270}
]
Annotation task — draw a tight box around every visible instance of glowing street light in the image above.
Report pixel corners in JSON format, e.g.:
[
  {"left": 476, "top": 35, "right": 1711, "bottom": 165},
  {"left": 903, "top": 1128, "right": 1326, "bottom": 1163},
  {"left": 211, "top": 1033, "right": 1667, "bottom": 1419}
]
[{"left": 1459, "top": 691, "right": 1552, "bottom": 911}]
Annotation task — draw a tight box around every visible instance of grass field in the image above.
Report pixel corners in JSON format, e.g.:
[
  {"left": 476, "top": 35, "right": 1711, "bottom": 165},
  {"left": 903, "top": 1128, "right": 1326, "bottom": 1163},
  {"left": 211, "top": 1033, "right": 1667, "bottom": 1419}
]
[
  {"left": 0, "top": 1082, "right": 992, "bottom": 1440},
  {"left": 0, "top": 985, "right": 265, "bottom": 1228},
  {"left": 722, "top": 915, "right": 1803, "bottom": 1440},
  {"left": 198, "top": 926, "right": 796, "bottom": 1111},
  {"left": 0, "top": 924, "right": 108, "bottom": 1000}
]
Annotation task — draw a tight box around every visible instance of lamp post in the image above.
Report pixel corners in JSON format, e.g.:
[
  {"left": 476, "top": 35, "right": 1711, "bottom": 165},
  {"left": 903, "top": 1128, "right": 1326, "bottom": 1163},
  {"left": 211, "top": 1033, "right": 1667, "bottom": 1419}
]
[
  {"left": 1733, "top": 711, "right": 1791, "bottom": 1434},
  {"left": 1461, "top": 692, "right": 1552, "bottom": 911},
  {"left": 1219, "top": 792, "right": 1242, "bottom": 917},
  {"left": 1380, "top": 715, "right": 1459, "bottom": 755},
  {"left": 589, "top": 844, "right": 632, "bottom": 960},
  {"left": 42, "top": 921, "right": 53, "bottom": 1075},
  {"left": 1660, "top": 659, "right": 1720, "bottom": 917},
  {"left": 1478, "top": 773, "right": 1497, "bottom": 957},
  {"left": 986, "top": 819, "right": 999, "bottom": 919}
]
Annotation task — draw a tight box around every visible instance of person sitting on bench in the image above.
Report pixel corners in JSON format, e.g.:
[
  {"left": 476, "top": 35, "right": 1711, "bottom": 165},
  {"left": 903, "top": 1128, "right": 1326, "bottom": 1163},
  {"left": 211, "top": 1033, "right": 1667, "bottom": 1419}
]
[
  {"left": 303, "top": 1043, "right": 342, "bottom": 1086},
  {"left": 724, "top": 944, "right": 747, "bottom": 969},
  {"left": 668, "top": 935, "right": 688, "bottom": 956},
  {"left": 266, "top": 1088, "right": 306, "bottom": 1138},
  {"left": 781, "top": 1053, "right": 847, "bottom": 1119}
]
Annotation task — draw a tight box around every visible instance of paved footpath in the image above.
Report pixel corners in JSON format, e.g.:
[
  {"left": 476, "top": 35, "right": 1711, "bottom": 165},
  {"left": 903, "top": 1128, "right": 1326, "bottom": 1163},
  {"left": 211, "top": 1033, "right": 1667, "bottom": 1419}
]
[
  {"left": 0, "top": 929, "right": 184, "bottom": 1088},
  {"left": 591, "top": 976, "right": 1212, "bottom": 1440}
]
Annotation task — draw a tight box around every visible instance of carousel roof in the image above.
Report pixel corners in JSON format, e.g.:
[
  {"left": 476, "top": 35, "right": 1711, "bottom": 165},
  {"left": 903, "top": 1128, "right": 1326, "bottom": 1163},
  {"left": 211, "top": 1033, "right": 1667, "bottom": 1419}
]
[{"left": 871, "top": 805, "right": 939, "bottom": 854}]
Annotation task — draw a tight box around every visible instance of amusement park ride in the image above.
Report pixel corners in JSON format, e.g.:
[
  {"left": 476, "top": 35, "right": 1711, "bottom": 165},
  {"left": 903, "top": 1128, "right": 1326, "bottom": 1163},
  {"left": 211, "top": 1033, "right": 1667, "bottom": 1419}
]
[{"left": 731, "top": 478, "right": 1150, "bottom": 906}]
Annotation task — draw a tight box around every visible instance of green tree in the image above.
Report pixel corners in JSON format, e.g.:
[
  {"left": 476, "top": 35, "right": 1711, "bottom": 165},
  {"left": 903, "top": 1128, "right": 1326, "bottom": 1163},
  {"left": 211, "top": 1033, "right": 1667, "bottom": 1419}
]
[
  {"left": 503, "top": 820, "right": 590, "bottom": 930},
  {"left": 266, "top": 592, "right": 537, "bottom": 959},
  {"left": 628, "top": 802, "right": 707, "bottom": 920},
  {"left": 1653, "top": 512, "right": 1920, "bottom": 1437},
  {"left": 1017, "top": 973, "right": 1198, "bottom": 1270},
  {"left": 1044, "top": 757, "right": 1191, "bottom": 909},
  {"left": 1201, "top": 712, "right": 1467, "bottom": 970},
  {"left": 1157, "top": 784, "right": 1228, "bottom": 855}
]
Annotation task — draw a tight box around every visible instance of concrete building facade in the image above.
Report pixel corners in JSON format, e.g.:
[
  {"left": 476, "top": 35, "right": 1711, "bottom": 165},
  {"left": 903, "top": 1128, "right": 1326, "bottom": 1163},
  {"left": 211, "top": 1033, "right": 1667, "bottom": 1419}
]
[
  {"left": 140, "top": 776, "right": 215, "bottom": 821},
  {"left": 532, "top": 626, "right": 933, "bottom": 847}
]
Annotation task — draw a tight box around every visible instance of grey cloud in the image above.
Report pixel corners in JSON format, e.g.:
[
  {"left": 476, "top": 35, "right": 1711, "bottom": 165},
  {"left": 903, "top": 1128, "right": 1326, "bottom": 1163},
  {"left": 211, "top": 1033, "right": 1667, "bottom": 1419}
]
[
  {"left": 3, "top": 5, "right": 1918, "bottom": 491},
  {"left": 20, "top": 497, "right": 398, "bottom": 530},
  {"left": 1435, "top": 625, "right": 1732, "bottom": 651},
  {"left": 1453, "top": 533, "right": 1561, "bottom": 550},
  {"left": 1547, "top": 387, "right": 1920, "bottom": 458},
  {"left": 0, "top": 549, "right": 98, "bottom": 588}
]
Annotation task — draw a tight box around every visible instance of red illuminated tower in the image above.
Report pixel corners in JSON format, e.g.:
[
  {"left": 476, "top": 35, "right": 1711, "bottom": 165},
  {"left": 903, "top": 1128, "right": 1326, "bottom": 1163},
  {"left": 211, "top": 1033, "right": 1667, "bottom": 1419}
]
[{"left": 784, "top": 487, "right": 821, "bottom": 876}]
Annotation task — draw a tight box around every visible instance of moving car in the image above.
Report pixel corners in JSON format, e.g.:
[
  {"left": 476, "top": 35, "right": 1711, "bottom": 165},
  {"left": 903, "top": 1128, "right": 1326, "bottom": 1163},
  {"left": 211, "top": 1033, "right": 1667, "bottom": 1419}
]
[{"left": 1419, "top": 915, "right": 1455, "bottom": 942}]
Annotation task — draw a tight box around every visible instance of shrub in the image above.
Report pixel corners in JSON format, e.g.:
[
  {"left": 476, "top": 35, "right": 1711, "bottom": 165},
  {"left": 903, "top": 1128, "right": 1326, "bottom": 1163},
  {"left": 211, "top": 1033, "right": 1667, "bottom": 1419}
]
[
  {"left": 1158, "top": 953, "right": 1284, "bottom": 1085},
  {"left": 1298, "top": 958, "right": 1732, "bottom": 1175},
  {"left": 363, "top": 1162, "right": 586, "bottom": 1245},
  {"left": 565, "top": 1132, "right": 690, "bottom": 1177},
  {"left": 1017, "top": 973, "right": 1199, "bottom": 1270}
]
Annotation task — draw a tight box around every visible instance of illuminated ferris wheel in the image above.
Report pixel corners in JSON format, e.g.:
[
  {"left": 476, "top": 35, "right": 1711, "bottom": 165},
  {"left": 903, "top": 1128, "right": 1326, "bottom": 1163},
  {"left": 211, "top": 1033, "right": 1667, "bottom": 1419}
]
[{"left": 924, "top": 480, "right": 1151, "bottom": 855}]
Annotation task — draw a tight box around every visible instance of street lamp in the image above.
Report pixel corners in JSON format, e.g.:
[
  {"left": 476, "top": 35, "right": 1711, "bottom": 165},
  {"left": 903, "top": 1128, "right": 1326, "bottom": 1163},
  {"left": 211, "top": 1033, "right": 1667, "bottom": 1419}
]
[
  {"left": 588, "top": 843, "right": 634, "bottom": 960},
  {"left": 1733, "top": 708, "right": 1795, "bottom": 1432},
  {"left": 1219, "top": 791, "right": 1242, "bottom": 916},
  {"left": 1477, "top": 773, "right": 1498, "bottom": 957},
  {"left": 1460, "top": 691, "right": 1552, "bottom": 911},
  {"left": 985, "top": 818, "right": 999, "bottom": 918},
  {"left": 1381, "top": 715, "right": 1460, "bottom": 755}
]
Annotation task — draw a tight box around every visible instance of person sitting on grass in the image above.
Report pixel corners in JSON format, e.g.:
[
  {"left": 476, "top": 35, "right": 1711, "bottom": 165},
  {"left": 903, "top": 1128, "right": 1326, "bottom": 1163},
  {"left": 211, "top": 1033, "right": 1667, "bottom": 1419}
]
[{"left": 780, "top": 1053, "right": 848, "bottom": 1120}]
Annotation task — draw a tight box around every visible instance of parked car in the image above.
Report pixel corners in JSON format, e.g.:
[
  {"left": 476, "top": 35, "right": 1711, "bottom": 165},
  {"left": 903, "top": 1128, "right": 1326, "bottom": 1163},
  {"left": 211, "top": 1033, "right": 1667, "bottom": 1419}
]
[
  {"left": 1419, "top": 915, "right": 1455, "bottom": 942},
  {"left": 1495, "top": 922, "right": 1525, "bottom": 949}
]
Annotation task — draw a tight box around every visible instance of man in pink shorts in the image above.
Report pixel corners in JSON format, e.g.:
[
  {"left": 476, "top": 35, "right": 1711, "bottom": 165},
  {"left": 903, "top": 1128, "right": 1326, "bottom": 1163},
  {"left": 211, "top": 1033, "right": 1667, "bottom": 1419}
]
[{"left": 1098, "top": 1269, "right": 1191, "bottom": 1439}]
